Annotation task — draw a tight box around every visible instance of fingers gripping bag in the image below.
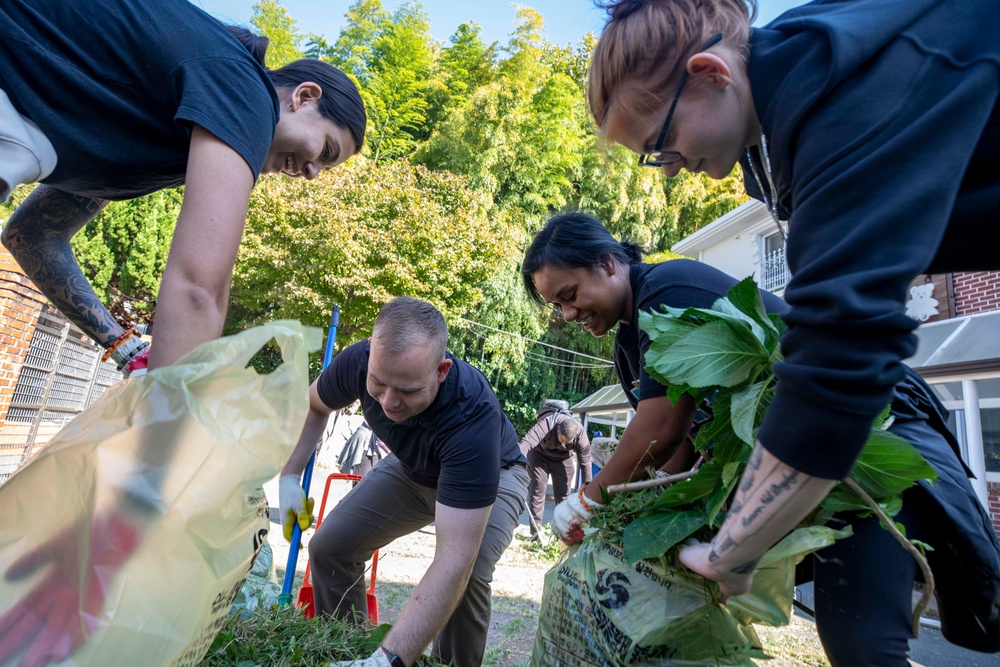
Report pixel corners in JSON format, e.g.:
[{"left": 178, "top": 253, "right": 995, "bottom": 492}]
[{"left": 0, "top": 321, "right": 321, "bottom": 667}]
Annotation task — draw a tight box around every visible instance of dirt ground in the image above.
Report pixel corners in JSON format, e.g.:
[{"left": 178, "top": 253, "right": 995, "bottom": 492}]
[{"left": 266, "top": 469, "right": 832, "bottom": 667}]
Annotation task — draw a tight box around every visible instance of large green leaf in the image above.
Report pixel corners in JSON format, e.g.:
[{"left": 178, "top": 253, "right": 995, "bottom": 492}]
[
  {"left": 623, "top": 510, "right": 707, "bottom": 564},
  {"left": 646, "top": 320, "right": 769, "bottom": 389},
  {"left": 726, "top": 278, "right": 783, "bottom": 355},
  {"left": 648, "top": 463, "right": 724, "bottom": 511},
  {"left": 706, "top": 461, "right": 743, "bottom": 525},
  {"left": 695, "top": 393, "right": 752, "bottom": 464},
  {"left": 758, "top": 524, "right": 853, "bottom": 567},
  {"left": 820, "top": 485, "right": 903, "bottom": 518},
  {"left": 849, "top": 429, "right": 937, "bottom": 499},
  {"left": 729, "top": 380, "right": 773, "bottom": 446},
  {"left": 640, "top": 308, "right": 700, "bottom": 346}
]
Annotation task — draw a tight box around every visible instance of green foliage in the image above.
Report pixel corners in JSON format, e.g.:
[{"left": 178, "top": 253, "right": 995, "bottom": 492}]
[
  {"left": 594, "top": 278, "right": 938, "bottom": 567},
  {"left": 251, "top": 0, "right": 305, "bottom": 68},
  {"left": 71, "top": 189, "right": 181, "bottom": 327},
  {"left": 323, "top": 0, "right": 389, "bottom": 80},
  {"left": 232, "top": 157, "right": 512, "bottom": 347},
  {"left": 363, "top": 3, "right": 435, "bottom": 162}
]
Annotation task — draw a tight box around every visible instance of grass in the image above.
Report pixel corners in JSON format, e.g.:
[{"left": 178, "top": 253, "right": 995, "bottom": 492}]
[
  {"left": 198, "top": 606, "right": 446, "bottom": 667},
  {"left": 516, "top": 528, "right": 563, "bottom": 563}
]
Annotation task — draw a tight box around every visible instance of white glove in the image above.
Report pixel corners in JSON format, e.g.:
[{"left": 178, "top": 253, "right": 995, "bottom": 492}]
[
  {"left": 329, "top": 647, "right": 394, "bottom": 666},
  {"left": 552, "top": 486, "right": 603, "bottom": 544},
  {"left": 279, "top": 474, "right": 314, "bottom": 542}
]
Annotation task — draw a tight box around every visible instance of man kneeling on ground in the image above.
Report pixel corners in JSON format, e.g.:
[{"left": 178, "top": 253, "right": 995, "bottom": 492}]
[{"left": 281, "top": 297, "right": 529, "bottom": 667}]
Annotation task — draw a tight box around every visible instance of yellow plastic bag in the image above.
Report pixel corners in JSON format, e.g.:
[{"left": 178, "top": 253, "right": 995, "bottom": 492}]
[{"left": 0, "top": 321, "right": 320, "bottom": 667}]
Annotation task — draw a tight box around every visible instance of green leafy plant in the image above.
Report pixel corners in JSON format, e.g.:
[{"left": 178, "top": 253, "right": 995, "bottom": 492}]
[{"left": 588, "top": 277, "right": 938, "bottom": 631}]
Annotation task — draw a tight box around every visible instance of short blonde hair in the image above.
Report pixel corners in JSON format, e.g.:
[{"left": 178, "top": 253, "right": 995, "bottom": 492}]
[
  {"left": 372, "top": 297, "right": 448, "bottom": 361},
  {"left": 588, "top": 0, "right": 755, "bottom": 145}
]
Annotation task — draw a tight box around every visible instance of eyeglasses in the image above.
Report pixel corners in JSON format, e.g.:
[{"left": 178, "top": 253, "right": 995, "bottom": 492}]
[{"left": 638, "top": 32, "right": 724, "bottom": 169}]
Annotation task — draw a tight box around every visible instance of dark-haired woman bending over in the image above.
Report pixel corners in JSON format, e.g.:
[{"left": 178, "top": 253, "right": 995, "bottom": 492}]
[{"left": 522, "top": 212, "right": 1000, "bottom": 665}]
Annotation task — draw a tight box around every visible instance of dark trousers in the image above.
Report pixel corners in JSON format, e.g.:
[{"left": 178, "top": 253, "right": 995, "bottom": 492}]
[
  {"left": 308, "top": 455, "right": 529, "bottom": 667},
  {"left": 805, "top": 415, "right": 1000, "bottom": 665},
  {"left": 526, "top": 448, "right": 573, "bottom": 538}
]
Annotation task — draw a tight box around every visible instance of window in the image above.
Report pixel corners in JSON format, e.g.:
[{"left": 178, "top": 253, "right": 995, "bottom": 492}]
[
  {"left": 760, "top": 231, "right": 790, "bottom": 292},
  {"left": 947, "top": 408, "right": 1000, "bottom": 473}
]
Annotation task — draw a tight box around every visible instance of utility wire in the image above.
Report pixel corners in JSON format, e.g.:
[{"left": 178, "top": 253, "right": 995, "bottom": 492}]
[
  {"left": 461, "top": 324, "right": 611, "bottom": 370},
  {"left": 457, "top": 317, "right": 614, "bottom": 366}
]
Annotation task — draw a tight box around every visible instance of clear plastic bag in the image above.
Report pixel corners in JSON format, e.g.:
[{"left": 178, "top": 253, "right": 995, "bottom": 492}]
[{"left": 0, "top": 321, "right": 320, "bottom": 667}]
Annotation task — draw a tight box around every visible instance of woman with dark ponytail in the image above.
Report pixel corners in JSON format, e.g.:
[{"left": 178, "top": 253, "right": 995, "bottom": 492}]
[
  {"left": 1, "top": 0, "right": 366, "bottom": 377},
  {"left": 524, "top": 211, "right": 1000, "bottom": 665},
  {"left": 522, "top": 211, "right": 786, "bottom": 532},
  {"left": 0, "top": 2, "right": 365, "bottom": 663}
]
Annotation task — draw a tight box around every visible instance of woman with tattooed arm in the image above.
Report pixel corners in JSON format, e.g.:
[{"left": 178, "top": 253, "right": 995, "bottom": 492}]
[{"left": 0, "top": 1, "right": 365, "bottom": 664}]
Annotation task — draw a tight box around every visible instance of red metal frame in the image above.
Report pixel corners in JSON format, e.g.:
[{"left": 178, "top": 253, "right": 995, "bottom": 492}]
[{"left": 296, "top": 473, "right": 379, "bottom": 622}]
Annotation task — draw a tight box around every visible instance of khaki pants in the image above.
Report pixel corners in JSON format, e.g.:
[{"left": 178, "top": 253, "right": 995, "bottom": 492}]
[
  {"left": 309, "top": 454, "right": 529, "bottom": 667},
  {"left": 0, "top": 89, "right": 57, "bottom": 202}
]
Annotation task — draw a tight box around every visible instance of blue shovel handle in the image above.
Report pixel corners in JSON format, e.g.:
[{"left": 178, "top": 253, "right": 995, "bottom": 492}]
[{"left": 279, "top": 306, "right": 340, "bottom": 606}]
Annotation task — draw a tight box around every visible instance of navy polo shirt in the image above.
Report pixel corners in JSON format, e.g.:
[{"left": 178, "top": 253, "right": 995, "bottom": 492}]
[{"left": 317, "top": 340, "right": 525, "bottom": 509}]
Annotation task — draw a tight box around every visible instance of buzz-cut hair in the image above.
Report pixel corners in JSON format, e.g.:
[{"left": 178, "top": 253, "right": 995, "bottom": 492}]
[{"left": 372, "top": 297, "right": 449, "bottom": 360}]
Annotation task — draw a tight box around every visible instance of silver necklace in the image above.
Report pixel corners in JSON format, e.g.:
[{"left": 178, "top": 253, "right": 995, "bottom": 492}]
[{"left": 745, "top": 132, "right": 785, "bottom": 235}]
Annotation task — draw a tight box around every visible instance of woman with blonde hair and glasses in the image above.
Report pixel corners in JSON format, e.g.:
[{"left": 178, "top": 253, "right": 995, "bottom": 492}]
[{"left": 582, "top": 0, "right": 1000, "bottom": 663}]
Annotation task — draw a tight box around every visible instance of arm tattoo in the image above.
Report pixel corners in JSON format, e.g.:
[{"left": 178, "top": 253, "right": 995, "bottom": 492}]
[
  {"left": 2, "top": 185, "right": 119, "bottom": 344},
  {"left": 729, "top": 558, "right": 760, "bottom": 575}
]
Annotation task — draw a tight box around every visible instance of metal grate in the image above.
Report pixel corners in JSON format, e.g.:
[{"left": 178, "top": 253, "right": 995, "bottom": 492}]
[
  {"left": 9, "top": 367, "right": 48, "bottom": 406},
  {"left": 45, "top": 374, "right": 91, "bottom": 410},
  {"left": 56, "top": 339, "right": 99, "bottom": 378},
  {"left": 21, "top": 329, "right": 60, "bottom": 370},
  {"left": 1, "top": 310, "right": 125, "bottom": 483},
  {"left": 761, "top": 247, "right": 791, "bottom": 292}
]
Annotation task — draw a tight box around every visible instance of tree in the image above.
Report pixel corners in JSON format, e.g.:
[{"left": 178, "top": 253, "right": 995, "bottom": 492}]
[
  {"left": 251, "top": 0, "right": 304, "bottom": 68},
  {"left": 325, "top": 0, "right": 389, "bottom": 81},
  {"left": 230, "top": 157, "right": 515, "bottom": 345},
  {"left": 62, "top": 190, "right": 179, "bottom": 327},
  {"left": 426, "top": 22, "right": 498, "bottom": 127},
  {"left": 363, "top": 3, "right": 435, "bottom": 162}
]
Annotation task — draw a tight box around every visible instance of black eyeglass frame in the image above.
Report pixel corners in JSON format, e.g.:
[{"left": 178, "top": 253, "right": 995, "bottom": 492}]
[{"left": 637, "top": 32, "right": 724, "bottom": 168}]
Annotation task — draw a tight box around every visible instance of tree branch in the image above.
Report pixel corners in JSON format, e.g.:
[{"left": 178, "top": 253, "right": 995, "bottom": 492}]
[{"left": 607, "top": 469, "right": 698, "bottom": 495}]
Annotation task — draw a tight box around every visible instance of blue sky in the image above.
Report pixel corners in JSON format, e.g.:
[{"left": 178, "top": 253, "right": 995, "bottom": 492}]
[{"left": 193, "top": 0, "right": 806, "bottom": 49}]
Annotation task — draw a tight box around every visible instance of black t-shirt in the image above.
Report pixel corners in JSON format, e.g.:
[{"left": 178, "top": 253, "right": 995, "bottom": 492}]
[
  {"left": 0, "top": 0, "right": 279, "bottom": 199},
  {"left": 615, "top": 260, "right": 788, "bottom": 409},
  {"left": 316, "top": 340, "right": 525, "bottom": 509}
]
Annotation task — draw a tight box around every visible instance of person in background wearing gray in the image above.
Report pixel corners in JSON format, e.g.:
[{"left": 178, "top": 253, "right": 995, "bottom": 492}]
[
  {"left": 336, "top": 420, "right": 388, "bottom": 482},
  {"left": 280, "top": 297, "right": 528, "bottom": 667},
  {"left": 519, "top": 400, "right": 592, "bottom": 542}
]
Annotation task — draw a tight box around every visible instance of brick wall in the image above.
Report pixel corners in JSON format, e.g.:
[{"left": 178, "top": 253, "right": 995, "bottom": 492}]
[
  {"left": 953, "top": 271, "right": 1000, "bottom": 316},
  {"left": 0, "top": 246, "right": 44, "bottom": 425}
]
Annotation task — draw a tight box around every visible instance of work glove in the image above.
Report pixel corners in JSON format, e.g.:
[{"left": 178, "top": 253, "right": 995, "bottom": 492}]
[
  {"left": 328, "top": 646, "right": 395, "bottom": 666},
  {"left": 552, "top": 485, "right": 603, "bottom": 545},
  {"left": 124, "top": 344, "right": 150, "bottom": 379},
  {"left": 279, "top": 474, "right": 315, "bottom": 542}
]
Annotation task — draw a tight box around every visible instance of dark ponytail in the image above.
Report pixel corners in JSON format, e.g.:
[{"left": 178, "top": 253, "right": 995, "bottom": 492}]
[
  {"left": 521, "top": 212, "right": 645, "bottom": 304},
  {"left": 225, "top": 25, "right": 269, "bottom": 67}
]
